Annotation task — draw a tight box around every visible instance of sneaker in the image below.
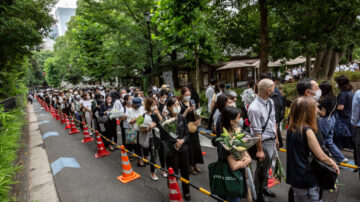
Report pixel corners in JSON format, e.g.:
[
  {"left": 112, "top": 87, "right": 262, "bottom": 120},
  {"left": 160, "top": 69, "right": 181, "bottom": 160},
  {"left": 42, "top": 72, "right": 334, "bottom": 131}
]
[
  {"left": 150, "top": 174, "right": 159, "bottom": 181},
  {"left": 162, "top": 172, "right": 168, "bottom": 178},
  {"left": 341, "top": 158, "right": 349, "bottom": 163}
]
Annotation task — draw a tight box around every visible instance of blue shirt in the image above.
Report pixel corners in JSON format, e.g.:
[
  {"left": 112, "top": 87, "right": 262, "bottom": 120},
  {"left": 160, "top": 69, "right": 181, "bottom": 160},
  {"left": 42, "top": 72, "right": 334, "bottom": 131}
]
[{"left": 351, "top": 90, "right": 360, "bottom": 127}]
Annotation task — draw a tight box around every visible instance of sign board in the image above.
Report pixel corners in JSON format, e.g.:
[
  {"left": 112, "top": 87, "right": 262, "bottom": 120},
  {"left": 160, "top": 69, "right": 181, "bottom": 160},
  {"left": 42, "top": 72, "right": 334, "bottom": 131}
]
[{"left": 163, "top": 71, "right": 174, "bottom": 89}]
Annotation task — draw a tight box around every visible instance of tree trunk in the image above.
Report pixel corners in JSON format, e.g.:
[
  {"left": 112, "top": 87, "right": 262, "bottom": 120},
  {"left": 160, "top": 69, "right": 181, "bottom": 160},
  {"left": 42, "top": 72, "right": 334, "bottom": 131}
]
[
  {"left": 259, "top": 0, "right": 269, "bottom": 75},
  {"left": 305, "top": 44, "right": 312, "bottom": 77},
  {"left": 171, "top": 50, "right": 179, "bottom": 89},
  {"left": 328, "top": 48, "right": 346, "bottom": 80},
  {"left": 313, "top": 50, "right": 325, "bottom": 77},
  {"left": 194, "top": 44, "right": 200, "bottom": 93},
  {"left": 321, "top": 48, "right": 333, "bottom": 79}
]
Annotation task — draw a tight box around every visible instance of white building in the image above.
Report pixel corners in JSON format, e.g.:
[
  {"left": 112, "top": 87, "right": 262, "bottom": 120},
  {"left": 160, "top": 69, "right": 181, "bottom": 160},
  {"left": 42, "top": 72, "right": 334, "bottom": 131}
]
[{"left": 42, "top": 0, "right": 77, "bottom": 50}]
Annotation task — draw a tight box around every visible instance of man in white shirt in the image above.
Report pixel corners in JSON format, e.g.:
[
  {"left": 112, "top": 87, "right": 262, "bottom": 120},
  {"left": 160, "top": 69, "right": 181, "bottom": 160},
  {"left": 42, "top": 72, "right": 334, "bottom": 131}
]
[{"left": 205, "top": 80, "right": 216, "bottom": 112}]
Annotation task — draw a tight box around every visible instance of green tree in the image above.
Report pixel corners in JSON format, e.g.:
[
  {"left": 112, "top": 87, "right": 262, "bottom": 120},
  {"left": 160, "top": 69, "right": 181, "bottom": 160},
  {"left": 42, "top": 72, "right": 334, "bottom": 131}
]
[
  {"left": 154, "top": 0, "right": 222, "bottom": 92},
  {"left": 44, "top": 57, "right": 62, "bottom": 88}
]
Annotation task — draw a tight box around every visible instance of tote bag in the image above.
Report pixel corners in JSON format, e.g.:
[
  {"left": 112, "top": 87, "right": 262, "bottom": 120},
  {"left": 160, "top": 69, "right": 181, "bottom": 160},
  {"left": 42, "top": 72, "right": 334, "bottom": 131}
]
[{"left": 125, "top": 128, "right": 138, "bottom": 144}]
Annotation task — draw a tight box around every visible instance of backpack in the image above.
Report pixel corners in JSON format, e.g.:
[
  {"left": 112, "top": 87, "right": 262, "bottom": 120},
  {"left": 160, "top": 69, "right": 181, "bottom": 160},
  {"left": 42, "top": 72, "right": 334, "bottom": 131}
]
[{"left": 270, "top": 92, "right": 285, "bottom": 124}]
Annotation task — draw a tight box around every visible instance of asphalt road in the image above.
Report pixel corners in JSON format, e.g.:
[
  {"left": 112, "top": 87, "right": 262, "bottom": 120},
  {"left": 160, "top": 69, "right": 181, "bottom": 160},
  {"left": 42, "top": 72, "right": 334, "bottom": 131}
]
[{"left": 33, "top": 100, "right": 360, "bottom": 202}]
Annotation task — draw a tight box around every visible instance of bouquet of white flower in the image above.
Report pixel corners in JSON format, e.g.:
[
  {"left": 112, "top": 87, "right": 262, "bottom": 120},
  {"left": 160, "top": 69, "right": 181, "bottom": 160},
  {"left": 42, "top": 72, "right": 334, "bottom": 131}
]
[{"left": 217, "top": 127, "right": 259, "bottom": 160}]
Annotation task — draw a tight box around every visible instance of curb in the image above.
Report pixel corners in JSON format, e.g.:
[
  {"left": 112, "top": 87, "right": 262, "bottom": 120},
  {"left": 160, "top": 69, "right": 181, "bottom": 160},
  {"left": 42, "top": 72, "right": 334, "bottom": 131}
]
[{"left": 27, "top": 103, "right": 59, "bottom": 202}]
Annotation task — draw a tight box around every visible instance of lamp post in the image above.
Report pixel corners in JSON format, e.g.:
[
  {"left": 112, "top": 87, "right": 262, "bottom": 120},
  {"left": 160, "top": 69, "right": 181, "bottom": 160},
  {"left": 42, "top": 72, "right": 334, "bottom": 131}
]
[{"left": 144, "top": 12, "right": 154, "bottom": 70}]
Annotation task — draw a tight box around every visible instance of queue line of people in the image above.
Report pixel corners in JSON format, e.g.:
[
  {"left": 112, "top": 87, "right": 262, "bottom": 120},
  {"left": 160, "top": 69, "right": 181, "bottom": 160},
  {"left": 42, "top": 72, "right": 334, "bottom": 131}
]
[{"left": 34, "top": 73, "right": 360, "bottom": 202}]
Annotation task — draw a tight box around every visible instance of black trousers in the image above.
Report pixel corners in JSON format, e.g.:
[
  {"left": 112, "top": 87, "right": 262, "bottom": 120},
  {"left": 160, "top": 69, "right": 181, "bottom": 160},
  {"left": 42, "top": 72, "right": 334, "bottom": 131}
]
[
  {"left": 142, "top": 137, "right": 157, "bottom": 173},
  {"left": 170, "top": 149, "right": 190, "bottom": 195},
  {"left": 104, "top": 119, "right": 117, "bottom": 147}
]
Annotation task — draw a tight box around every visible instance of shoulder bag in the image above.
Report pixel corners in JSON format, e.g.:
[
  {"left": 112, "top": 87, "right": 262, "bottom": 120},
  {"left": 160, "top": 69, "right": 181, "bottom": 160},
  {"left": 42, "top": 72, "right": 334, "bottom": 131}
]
[
  {"left": 302, "top": 127, "right": 337, "bottom": 190},
  {"left": 208, "top": 146, "right": 244, "bottom": 197}
]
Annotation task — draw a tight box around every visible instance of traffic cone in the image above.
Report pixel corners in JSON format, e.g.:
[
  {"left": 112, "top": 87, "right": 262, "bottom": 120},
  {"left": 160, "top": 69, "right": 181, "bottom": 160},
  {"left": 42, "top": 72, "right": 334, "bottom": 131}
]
[
  {"left": 267, "top": 168, "right": 279, "bottom": 188},
  {"left": 117, "top": 145, "right": 140, "bottom": 183},
  {"left": 94, "top": 131, "right": 111, "bottom": 158},
  {"left": 168, "top": 167, "right": 183, "bottom": 202},
  {"left": 64, "top": 116, "right": 71, "bottom": 130},
  {"left": 82, "top": 122, "right": 94, "bottom": 143},
  {"left": 116, "top": 119, "right": 122, "bottom": 137},
  {"left": 68, "top": 119, "right": 80, "bottom": 134},
  {"left": 60, "top": 112, "right": 66, "bottom": 124},
  {"left": 45, "top": 103, "right": 49, "bottom": 111},
  {"left": 55, "top": 110, "right": 60, "bottom": 120},
  {"left": 51, "top": 106, "right": 55, "bottom": 118}
]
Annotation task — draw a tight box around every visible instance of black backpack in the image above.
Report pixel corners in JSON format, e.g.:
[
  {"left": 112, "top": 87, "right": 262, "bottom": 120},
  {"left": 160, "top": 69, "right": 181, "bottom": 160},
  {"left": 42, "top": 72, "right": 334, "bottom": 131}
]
[{"left": 270, "top": 92, "right": 285, "bottom": 124}]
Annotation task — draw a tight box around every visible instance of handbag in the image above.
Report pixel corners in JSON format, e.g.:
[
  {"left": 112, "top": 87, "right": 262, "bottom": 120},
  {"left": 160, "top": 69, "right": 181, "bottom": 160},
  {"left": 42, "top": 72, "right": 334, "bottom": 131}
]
[
  {"left": 97, "top": 114, "right": 109, "bottom": 123},
  {"left": 125, "top": 128, "right": 138, "bottom": 144},
  {"left": 334, "top": 112, "right": 352, "bottom": 137},
  {"left": 139, "top": 130, "right": 151, "bottom": 148},
  {"left": 248, "top": 102, "right": 272, "bottom": 159},
  {"left": 302, "top": 127, "right": 337, "bottom": 190},
  {"left": 208, "top": 147, "right": 244, "bottom": 197}
]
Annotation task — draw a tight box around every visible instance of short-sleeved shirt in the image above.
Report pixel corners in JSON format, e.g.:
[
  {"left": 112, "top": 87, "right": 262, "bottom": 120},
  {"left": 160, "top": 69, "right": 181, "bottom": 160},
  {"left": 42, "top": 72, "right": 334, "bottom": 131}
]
[
  {"left": 337, "top": 90, "right": 353, "bottom": 119},
  {"left": 319, "top": 97, "right": 336, "bottom": 117}
]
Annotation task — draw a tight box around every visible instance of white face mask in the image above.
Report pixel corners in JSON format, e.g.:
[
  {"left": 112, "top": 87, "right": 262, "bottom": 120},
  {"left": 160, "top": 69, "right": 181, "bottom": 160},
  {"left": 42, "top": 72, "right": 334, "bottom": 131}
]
[
  {"left": 184, "top": 96, "right": 191, "bottom": 102},
  {"left": 311, "top": 89, "right": 322, "bottom": 101},
  {"left": 128, "top": 100, "right": 133, "bottom": 105},
  {"left": 161, "top": 97, "right": 167, "bottom": 102},
  {"left": 151, "top": 106, "right": 158, "bottom": 111},
  {"left": 173, "top": 106, "right": 181, "bottom": 114}
]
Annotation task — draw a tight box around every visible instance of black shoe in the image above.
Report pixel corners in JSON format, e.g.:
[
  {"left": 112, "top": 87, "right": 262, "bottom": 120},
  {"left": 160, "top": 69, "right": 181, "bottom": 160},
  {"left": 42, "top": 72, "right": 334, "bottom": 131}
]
[
  {"left": 263, "top": 188, "right": 276, "bottom": 197},
  {"left": 184, "top": 194, "right": 191, "bottom": 201},
  {"left": 257, "top": 194, "right": 272, "bottom": 202}
]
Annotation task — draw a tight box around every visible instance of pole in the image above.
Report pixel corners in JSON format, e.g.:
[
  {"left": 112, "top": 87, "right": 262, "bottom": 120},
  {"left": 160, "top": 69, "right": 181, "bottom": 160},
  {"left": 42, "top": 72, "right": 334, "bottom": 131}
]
[{"left": 147, "top": 21, "right": 154, "bottom": 70}]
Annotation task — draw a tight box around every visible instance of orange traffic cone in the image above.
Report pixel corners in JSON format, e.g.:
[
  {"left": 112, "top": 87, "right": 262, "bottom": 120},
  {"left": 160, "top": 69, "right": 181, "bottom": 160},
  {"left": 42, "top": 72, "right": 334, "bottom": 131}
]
[
  {"left": 68, "top": 119, "right": 80, "bottom": 134},
  {"left": 82, "top": 122, "right": 94, "bottom": 143},
  {"left": 60, "top": 113, "right": 66, "bottom": 124},
  {"left": 51, "top": 106, "right": 55, "bottom": 118},
  {"left": 267, "top": 168, "right": 279, "bottom": 188},
  {"left": 117, "top": 145, "right": 140, "bottom": 183},
  {"left": 95, "top": 131, "right": 111, "bottom": 158},
  {"left": 55, "top": 110, "right": 60, "bottom": 120},
  {"left": 168, "top": 167, "right": 183, "bottom": 202},
  {"left": 64, "top": 116, "right": 71, "bottom": 130},
  {"left": 45, "top": 104, "right": 49, "bottom": 111}
]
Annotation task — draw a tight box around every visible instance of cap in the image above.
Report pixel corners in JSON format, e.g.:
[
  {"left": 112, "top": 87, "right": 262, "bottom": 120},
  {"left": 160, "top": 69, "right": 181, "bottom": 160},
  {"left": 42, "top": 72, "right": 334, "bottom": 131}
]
[{"left": 132, "top": 97, "right": 142, "bottom": 107}]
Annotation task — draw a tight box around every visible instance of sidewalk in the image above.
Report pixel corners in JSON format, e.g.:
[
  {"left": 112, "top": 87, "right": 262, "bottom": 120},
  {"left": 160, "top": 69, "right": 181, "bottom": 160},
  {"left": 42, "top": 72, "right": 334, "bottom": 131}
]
[{"left": 27, "top": 103, "right": 59, "bottom": 202}]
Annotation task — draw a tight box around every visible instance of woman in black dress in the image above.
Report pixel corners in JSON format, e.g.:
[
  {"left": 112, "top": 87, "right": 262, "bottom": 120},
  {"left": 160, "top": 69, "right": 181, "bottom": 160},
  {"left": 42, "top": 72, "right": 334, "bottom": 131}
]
[{"left": 179, "top": 87, "right": 204, "bottom": 175}]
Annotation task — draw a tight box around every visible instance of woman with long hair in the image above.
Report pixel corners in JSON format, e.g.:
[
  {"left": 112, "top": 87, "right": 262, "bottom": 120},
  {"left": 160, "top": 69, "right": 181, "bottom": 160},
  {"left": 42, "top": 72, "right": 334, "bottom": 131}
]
[
  {"left": 166, "top": 97, "right": 191, "bottom": 201},
  {"left": 99, "top": 94, "right": 117, "bottom": 151},
  {"left": 216, "top": 106, "right": 251, "bottom": 202},
  {"left": 179, "top": 87, "right": 204, "bottom": 175},
  {"left": 318, "top": 81, "right": 347, "bottom": 163},
  {"left": 286, "top": 96, "right": 339, "bottom": 202}
]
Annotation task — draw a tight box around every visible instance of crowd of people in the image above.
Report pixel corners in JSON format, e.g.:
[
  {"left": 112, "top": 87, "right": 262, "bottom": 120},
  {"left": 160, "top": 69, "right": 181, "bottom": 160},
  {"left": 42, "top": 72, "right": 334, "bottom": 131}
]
[{"left": 33, "top": 72, "right": 360, "bottom": 202}]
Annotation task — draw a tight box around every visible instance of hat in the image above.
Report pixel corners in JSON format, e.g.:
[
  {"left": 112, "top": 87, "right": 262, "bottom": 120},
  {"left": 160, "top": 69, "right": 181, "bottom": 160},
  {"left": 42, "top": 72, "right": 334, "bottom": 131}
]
[{"left": 132, "top": 97, "right": 142, "bottom": 107}]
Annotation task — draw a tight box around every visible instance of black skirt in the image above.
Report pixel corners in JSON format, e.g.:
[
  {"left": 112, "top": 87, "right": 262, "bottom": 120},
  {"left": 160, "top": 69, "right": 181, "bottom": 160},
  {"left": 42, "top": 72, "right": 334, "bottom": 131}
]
[{"left": 188, "top": 131, "right": 204, "bottom": 165}]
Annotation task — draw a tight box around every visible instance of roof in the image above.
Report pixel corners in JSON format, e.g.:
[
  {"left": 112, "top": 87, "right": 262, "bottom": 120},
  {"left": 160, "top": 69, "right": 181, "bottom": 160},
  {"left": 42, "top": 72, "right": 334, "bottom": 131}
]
[{"left": 217, "top": 56, "right": 315, "bottom": 71}]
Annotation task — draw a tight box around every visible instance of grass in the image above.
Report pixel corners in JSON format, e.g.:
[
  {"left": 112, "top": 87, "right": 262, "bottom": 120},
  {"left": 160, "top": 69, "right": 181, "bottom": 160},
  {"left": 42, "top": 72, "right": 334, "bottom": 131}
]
[{"left": 0, "top": 95, "right": 26, "bottom": 201}]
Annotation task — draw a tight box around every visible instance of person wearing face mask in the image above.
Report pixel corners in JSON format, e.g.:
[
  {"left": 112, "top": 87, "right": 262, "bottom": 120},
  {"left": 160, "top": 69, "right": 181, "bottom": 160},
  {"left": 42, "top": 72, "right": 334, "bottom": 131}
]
[
  {"left": 121, "top": 95, "right": 141, "bottom": 163},
  {"left": 158, "top": 90, "right": 168, "bottom": 115},
  {"left": 248, "top": 79, "right": 279, "bottom": 202},
  {"left": 166, "top": 97, "right": 191, "bottom": 201},
  {"left": 317, "top": 81, "right": 348, "bottom": 163},
  {"left": 215, "top": 106, "right": 251, "bottom": 202},
  {"left": 127, "top": 97, "right": 146, "bottom": 167},
  {"left": 82, "top": 93, "right": 94, "bottom": 135},
  {"left": 99, "top": 94, "right": 117, "bottom": 151},
  {"left": 179, "top": 87, "right": 204, "bottom": 175},
  {"left": 141, "top": 98, "right": 163, "bottom": 180}
]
